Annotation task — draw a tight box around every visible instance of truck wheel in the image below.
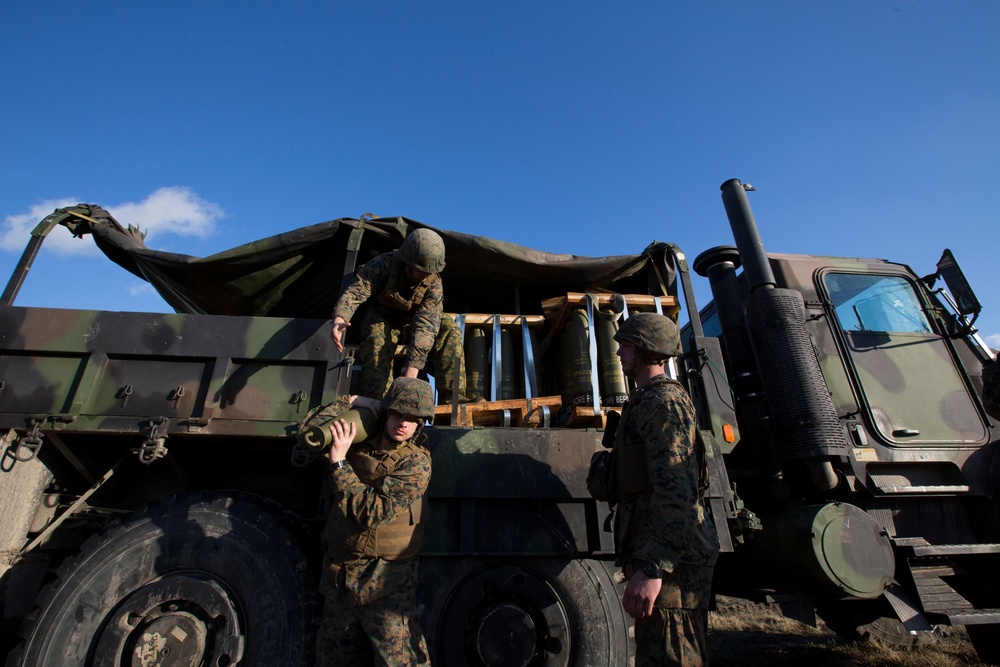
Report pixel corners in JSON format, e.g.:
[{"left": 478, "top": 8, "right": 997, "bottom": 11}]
[
  {"left": 815, "top": 600, "right": 942, "bottom": 648},
  {"left": 7, "top": 492, "right": 320, "bottom": 667},
  {"left": 420, "top": 557, "right": 633, "bottom": 667}
]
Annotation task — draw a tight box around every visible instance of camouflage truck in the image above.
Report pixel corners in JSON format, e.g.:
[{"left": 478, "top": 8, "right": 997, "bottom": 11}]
[{"left": 0, "top": 178, "right": 997, "bottom": 666}]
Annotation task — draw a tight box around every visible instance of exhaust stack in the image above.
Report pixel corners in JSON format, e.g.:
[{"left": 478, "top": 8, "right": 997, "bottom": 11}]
[{"left": 719, "top": 179, "right": 845, "bottom": 490}]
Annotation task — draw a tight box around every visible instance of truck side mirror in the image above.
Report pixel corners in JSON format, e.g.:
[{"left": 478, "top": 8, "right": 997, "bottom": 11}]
[{"left": 936, "top": 249, "right": 982, "bottom": 317}]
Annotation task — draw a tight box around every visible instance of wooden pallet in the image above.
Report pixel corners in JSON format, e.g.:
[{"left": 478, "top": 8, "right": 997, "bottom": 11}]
[
  {"left": 564, "top": 404, "right": 614, "bottom": 429},
  {"left": 538, "top": 292, "right": 679, "bottom": 355},
  {"left": 541, "top": 292, "right": 679, "bottom": 328},
  {"left": 433, "top": 395, "right": 563, "bottom": 427},
  {"left": 433, "top": 396, "right": 616, "bottom": 429},
  {"left": 449, "top": 313, "right": 546, "bottom": 328}
]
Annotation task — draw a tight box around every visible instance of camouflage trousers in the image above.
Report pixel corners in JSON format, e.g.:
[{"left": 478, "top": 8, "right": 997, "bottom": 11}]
[
  {"left": 622, "top": 563, "right": 714, "bottom": 667},
  {"left": 634, "top": 608, "right": 710, "bottom": 667},
  {"left": 356, "top": 309, "right": 466, "bottom": 403},
  {"left": 315, "top": 585, "right": 430, "bottom": 667}
]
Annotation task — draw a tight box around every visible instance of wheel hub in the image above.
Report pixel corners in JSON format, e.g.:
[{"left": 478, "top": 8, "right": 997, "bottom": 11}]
[
  {"left": 441, "top": 564, "right": 570, "bottom": 667},
  {"left": 93, "top": 572, "right": 245, "bottom": 667},
  {"left": 130, "top": 611, "right": 207, "bottom": 666},
  {"left": 475, "top": 602, "right": 537, "bottom": 667}
]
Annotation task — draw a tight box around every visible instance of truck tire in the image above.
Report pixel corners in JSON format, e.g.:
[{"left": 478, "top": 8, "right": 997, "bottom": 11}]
[
  {"left": 420, "top": 557, "right": 633, "bottom": 667},
  {"left": 7, "top": 491, "right": 321, "bottom": 667}
]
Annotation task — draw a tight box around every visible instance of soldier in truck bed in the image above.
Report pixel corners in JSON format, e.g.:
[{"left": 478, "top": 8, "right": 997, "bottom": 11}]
[{"left": 331, "top": 228, "right": 467, "bottom": 402}]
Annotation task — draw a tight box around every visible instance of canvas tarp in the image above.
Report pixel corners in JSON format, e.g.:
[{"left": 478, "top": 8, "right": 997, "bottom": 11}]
[{"left": 56, "top": 205, "right": 677, "bottom": 320}]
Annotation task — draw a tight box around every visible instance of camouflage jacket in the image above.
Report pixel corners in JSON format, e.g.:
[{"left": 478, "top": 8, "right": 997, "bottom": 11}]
[
  {"left": 320, "top": 434, "right": 432, "bottom": 606},
  {"left": 613, "top": 375, "right": 719, "bottom": 576},
  {"left": 333, "top": 252, "right": 444, "bottom": 370}
]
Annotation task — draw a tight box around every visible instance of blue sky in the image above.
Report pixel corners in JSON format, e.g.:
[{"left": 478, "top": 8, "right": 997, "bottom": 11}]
[{"left": 2, "top": 1, "right": 998, "bottom": 348}]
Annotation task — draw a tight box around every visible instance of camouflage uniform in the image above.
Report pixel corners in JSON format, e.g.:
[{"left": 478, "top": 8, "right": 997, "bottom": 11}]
[
  {"left": 315, "top": 380, "right": 433, "bottom": 667},
  {"left": 334, "top": 251, "right": 466, "bottom": 401},
  {"left": 613, "top": 374, "right": 720, "bottom": 667}
]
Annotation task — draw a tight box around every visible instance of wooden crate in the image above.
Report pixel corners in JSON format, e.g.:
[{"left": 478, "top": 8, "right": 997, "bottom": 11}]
[
  {"left": 433, "top": 396, "right": 563, "bottom": 427},
  {"left": 564, "top": 404, "right": 614, "bottom": 429}
]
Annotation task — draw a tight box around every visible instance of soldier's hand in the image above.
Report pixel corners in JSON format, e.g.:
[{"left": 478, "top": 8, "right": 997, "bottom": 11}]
[
  {"left": 331, "top": 317, "right": 350, "bottom": 353},
  {"left": 327, "top": 419, "right": 356, "bottom": 463},
  {"left": 623, "top": 570, "right": 662, "bottom": 619}
]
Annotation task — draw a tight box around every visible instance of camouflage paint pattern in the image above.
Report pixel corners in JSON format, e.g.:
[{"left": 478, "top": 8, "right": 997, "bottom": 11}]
[
  {"left": 0, "top": 295, "right": 612, "bottom": 557},
  {"left": 0, "top": 306, "right": 346, "bottom": 438},
  {"left": 3, "top": 201, "right": 999, "bottom": 662},
  {"left": 983, "top": 357, "right": 1000, "bottom": 420},
  {"left": 768, "top": 253, "right": 989, "bottom": 447}
]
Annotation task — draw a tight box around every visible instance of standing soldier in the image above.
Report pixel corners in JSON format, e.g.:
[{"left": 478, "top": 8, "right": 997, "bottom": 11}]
[
  {"left": 601, "top": 312, "right": 720, "bottom": 666},
  {"left": 314, "top": 377, "right": 435, "bottom": 666},
  {"left": 331, "top": 228, "right": 466, "bottom": 402}
]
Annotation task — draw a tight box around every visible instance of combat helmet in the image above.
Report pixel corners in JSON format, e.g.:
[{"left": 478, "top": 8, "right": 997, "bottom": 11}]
[
  {"left": 399, "top": 229, "right": 446, "bottom": 274},
  {"left": 614, "top": 312, "right": 681, "bottom": 361},
  {"left": 381, "top": 377, "right": 435, "bottom": 420}
]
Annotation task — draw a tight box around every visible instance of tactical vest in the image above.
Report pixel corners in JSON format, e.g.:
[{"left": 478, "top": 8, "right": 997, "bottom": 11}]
[
  {"left": 606, "top": 383, "right": 660, "bottom": 500},
  {"left": 375, "top": 254, "right": 431, "bottom": 318},
  {"left": 324, "top": 437, "right": 429, "bottom": 561}
]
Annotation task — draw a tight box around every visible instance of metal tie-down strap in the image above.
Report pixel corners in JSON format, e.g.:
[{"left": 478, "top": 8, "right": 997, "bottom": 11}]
[
  {"left": 492, "top": 314, "right": 502, "bottom": 402},
  {"left": 584, "top": 294, "right": 601, "bottom": 417}
]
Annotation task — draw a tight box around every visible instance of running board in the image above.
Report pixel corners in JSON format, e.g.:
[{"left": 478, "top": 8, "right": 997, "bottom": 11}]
[
  {"left": 908, "top": 559, "right": 1000, "bottom": 625},
  {"left": 947, "top": 609, "right": 1000, "bottom": 626},
  {"left": 911, "top": 543, "right": 1000, "bottom": 557}
]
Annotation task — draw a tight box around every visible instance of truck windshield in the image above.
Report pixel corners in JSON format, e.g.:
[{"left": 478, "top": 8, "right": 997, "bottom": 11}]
[{"left": 825, "top": 274, "right": 932, "bottom": 334}]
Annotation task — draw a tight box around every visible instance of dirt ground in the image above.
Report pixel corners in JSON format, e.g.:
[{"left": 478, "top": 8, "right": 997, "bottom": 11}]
[{"left": 708, "top": 597, "right": 984, "bottom": 667}]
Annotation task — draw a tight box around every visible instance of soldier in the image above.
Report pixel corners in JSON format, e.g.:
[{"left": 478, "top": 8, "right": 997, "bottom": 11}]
[
  {"left": 331, "top": 228, "right": 466, "bottom": 402},
  {"left": 602, "top": 312, "right": 720, "bottom": 666},
  {"left": 315, "top": 377, "right": 434, "bottom": 666}
]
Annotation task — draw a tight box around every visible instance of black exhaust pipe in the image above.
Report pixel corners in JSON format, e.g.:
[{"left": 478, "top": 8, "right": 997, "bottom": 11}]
[{"left": 719, "top": 180, "right": 846, "bottom": 490}]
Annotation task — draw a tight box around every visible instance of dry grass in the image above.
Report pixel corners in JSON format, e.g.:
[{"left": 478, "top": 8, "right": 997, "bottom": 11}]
[{"left": 708, "top": 597, "right": 983, "bottom": 667}]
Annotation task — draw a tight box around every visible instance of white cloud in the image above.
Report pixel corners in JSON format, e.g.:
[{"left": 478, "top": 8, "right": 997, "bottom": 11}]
[
  {"left": 0, "top": 197, "right": 89, "bottom": 255},
  {"left": 109, "top": 187, "right": 223, "bottom": 243},
  {"left": 1, "top": 187, "right": 224, "bottom": 257},
  {"left": 985, "top": 333, "right": 1000, "bottom": 352},
  {"left": 127, "top": 282, "right": 158, "bottom": 298}
]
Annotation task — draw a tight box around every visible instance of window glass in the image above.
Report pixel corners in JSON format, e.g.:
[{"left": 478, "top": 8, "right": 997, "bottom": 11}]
[
  {"left": 700, "top": 310, "right": 721, "bottom": 338},
  {"left": 824, "top": 273, "right": 932, "bottom": 334}
]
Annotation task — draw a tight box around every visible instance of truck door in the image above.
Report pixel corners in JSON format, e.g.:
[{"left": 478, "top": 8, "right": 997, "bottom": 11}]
[{"left": 821, "top": 271, "right": 987, "bottom": 445}]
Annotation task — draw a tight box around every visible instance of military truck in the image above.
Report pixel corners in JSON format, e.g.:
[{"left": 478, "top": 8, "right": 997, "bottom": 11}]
[{"left": 0, "top": 178, "right": 997, "bottom": 665}]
